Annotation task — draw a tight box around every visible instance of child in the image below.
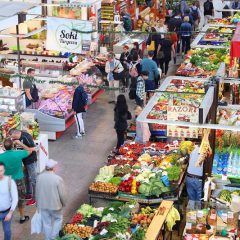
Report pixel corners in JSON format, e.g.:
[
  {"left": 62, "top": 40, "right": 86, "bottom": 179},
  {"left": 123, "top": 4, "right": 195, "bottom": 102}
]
[
  {"left": 136, "top": 71, "right": 149, "bottom": 107},
  {"left": 134, "top": 106, "right": 151, "bottom": 144}
]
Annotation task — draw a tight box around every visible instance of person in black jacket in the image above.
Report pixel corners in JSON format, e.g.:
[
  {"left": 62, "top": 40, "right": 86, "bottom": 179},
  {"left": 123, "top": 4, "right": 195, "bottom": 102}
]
[
  {"left": 114, "top": 95, "right": 132, "bottom": 152},
  {"left": 72, "top": 84, "right": 87, "bottom": 139},
  {"left": 120, "top": 45, "right": 131, "bottom": 88}
]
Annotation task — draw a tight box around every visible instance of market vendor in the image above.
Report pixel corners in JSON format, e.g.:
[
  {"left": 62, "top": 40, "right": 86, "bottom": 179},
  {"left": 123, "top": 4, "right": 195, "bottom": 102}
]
[
  {"left": 186, "top": 145, "right": 203, "bottom": 201},
  {"left": 23, "top": 68, "right": 39, "bottom": 107}
]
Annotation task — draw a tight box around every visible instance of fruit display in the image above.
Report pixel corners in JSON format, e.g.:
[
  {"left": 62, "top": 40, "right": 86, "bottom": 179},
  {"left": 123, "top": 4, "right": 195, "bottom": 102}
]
[
  {"left": 231, "top": 13, "right": 240, "bottom": 24},
  {"left": 209, "top": 18, "right": 233, "bottom": 25},
  {"left": 89, "top": 140, "right": 193, "bottom": 199},
  {"left": 63, "top": 224, "right": 93, "bottom": 238},
  {"left": 217, "top": 108, "right": 240, "bottom": 126},
  {"left": 147, "top": 92, "right": 204, "bottom": 121},
  {"left": 176, "top": 48, "right": 228, "bottom": 77}
]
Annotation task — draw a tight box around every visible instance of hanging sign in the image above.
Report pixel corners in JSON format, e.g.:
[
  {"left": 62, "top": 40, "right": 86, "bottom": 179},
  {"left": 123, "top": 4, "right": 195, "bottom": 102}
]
[
  {"left": 46, "top": 17, "right": 92, "bottom": 53},
  {"left": 167, "top": 106, "right": 199, "bottom": 138}
]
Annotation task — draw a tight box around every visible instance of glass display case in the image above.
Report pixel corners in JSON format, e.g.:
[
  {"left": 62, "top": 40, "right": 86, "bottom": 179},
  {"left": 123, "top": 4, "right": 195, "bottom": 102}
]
[{"left": 0, "top": 87, "right": 23, "bottom": 113}]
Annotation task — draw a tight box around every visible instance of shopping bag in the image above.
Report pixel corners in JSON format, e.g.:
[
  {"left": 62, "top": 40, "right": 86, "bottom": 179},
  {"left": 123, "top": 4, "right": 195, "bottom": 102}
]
[
  {"left": 147, "top": 40, "right": 155, "bottom": 51},
  {"left": 31, "top": 211, "right": 42, "bottom": 234}
]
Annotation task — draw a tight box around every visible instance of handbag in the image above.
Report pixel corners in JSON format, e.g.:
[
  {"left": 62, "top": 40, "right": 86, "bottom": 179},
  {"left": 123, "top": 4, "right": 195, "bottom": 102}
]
[
  {"left": 147, "top": 35, "right": 155, "bottom": 51},
  {"left": 157, "top": 50, "right": 164, "bottom": 60},
  {"left": 112, "top": 61, "right": 123, "bottom": 80}
]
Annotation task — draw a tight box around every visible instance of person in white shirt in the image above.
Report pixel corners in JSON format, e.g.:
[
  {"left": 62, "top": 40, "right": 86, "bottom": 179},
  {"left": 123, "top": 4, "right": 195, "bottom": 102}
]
[{"left": 0, "top": 162, "right": 18, "bottom": 240}]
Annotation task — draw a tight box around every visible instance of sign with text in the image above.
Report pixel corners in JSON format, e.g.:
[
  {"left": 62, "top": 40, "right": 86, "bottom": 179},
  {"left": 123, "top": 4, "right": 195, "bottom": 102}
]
[
  {"left": 167, "top": 105, "right": 199, "bottom": 138},
  {"left": 46, "top": 17, "right": 92, "bottom": 53}
]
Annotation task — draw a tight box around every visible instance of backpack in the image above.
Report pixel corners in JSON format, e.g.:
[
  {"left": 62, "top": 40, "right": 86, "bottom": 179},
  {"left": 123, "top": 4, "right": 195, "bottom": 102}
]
[
  {"left": 129, "top": 62, "right": 139, "bottom": 78},
  {"left": 191, "top": 7, "right": 199, "bottom": 21},
  {"left": 204, "top": 1, "right": 212, "bottom": 12},
  {"left": 31, "top": 84, "right": 39, "bottom": 102}
]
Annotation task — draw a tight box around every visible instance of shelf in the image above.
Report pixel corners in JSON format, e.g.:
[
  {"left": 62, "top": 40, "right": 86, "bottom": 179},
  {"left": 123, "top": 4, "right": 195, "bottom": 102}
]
[{"left": 1, "top": 52, "right": 69, "bottom": 59}]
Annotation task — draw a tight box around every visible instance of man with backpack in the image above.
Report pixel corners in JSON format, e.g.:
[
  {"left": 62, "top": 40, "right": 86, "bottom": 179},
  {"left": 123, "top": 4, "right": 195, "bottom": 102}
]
[
  {"left": 23, "top": 68, "right": 39, "bottom": 108},
  {"left": 0, "top": 162, "right": 18, "bottom": 240},
  {"left": 72, "top": 83, "right": 88, "bottom": 139},
  {"left": 136, "top": 71, "right": 149, "bottom": 107},
  {"left": 204, "top": 0, "right": 214, "bottom": 25},
  {"left": 190, "top": 2, "right": 200, "bottom": 30}
]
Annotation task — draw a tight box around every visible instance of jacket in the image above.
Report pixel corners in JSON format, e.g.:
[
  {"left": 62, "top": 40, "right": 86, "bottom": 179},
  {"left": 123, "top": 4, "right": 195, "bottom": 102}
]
[
  {"left": 114, "top": 109, "right": 131, "bottom": 131},
  {"left": 36, "top": 171, "right": 67, "bottom": 211},
  {"left": 105, "top": 59, "right": 124, "bottom": 81},
  {"left": 140, "top": 58, "right": 159, "bottom": 81},
  {"left": 180, "top": 22, "right": 192, "bottom": 37},
  {"left": 180, "top": 0, "right": 189, "bottom": 15},
  {"left": 72, "top": 85, "right": 86, "bottom": 113},
  {"left": 120, "top": 52, "right": 131, "bottom": 69}
]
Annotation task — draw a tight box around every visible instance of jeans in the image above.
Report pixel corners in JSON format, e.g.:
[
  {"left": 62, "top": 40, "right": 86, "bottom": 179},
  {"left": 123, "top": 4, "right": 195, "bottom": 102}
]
[
  {"left": 41, "top": 209, "right": 63, "bottom": 240},
  {"left": 116, "top": 130, "right": 125, "bottom": 149},
  {"left": 108, "top": 80, "right": 119, "bottom": 102},
  {"left": 74, "top": 113, "right": 85, "bottom": 136},
  {"left": 186, "top": 176, "right": 202, "bottom": 201},
  {"left": 0, "top": 211, "right": 11, "bottom": 240},
  {"left": 181, "top": 36, "right": 191, "bottom": 54},
  {"left": 24, "top": 162, "right": 37, "bottom": 200}
]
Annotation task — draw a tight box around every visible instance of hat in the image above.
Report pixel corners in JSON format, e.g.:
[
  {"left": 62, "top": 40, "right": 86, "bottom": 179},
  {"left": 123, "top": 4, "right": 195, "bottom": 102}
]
[{"left": 46, "top": 159, "right": 58, "bottom": 169}]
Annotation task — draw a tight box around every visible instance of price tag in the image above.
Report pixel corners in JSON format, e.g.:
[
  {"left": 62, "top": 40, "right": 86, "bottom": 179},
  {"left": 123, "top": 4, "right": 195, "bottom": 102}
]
[
  {"left": 228, "top": 212, "right": 234, "bottom": 219},
  {"left": 197, "top": 210, "right": 203, "bottom": 218},
  {"left": 100, "top": 229, "right": 108, "bottom": 235},
  {"left": 222, "top": 175, "right": 228, "bottom": 181},
  {"left": 186, "top": 222, "right": 192, "bottom": 230}
]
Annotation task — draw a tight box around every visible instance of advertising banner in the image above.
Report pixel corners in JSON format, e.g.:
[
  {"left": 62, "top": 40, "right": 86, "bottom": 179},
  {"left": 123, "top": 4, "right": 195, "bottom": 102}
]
[{"left": 46, "top": 17, "right": 92, "bottom": 53}]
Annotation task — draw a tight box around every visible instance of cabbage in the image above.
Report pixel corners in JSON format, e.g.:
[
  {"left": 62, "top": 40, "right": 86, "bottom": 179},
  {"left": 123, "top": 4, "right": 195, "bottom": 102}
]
[{"left": 77, "top": 204, "right": 102, "bottom": 218}]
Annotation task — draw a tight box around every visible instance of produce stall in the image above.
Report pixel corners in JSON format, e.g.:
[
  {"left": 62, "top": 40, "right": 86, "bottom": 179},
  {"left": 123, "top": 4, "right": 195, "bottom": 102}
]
[
  {"left": 58, "top": 200, "right": 179, "bottom": 240},
  {"left": 191, "top": 24, "right": 235, "bottom": 49},
  {"left": 176, "top": 48, "right": 227, "bottom": 78},
  {"left": 88, "top": 140, "right": 194, "bottom": 205}
]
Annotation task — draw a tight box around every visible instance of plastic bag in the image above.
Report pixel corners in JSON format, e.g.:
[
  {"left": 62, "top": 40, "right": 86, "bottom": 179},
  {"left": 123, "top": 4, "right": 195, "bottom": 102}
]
[{"left": 31, "top": 211, "right": 42, "bottom": 234}]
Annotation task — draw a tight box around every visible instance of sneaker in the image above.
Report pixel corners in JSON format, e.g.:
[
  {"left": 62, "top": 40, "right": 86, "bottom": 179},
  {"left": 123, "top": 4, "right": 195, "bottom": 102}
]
[
  {"left": 108, "top": 101, "right": 115, "bottom": 104},
  {"left": 19, "top": 216, "right": 30, "bottom": 224},
  {"left": 80, "top": 132, "right": 86, "bottom": 136},
  {"left": 25, "top": 195, "right": 32, "bottom": 200},
  {"left": 73, "top": 135, "right": 82, "bottom": 139},
  {"left": 26, "top": 199, "right": 36, "bottom": 206}
]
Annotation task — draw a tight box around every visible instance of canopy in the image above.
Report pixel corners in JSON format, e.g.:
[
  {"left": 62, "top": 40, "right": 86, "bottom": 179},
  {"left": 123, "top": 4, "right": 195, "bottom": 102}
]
[
  {"left": 0, "top": 1, "right": 40, "bottom": 31},
  {"left": 230, "top": 22, "right": 240, "bottom": 59}
]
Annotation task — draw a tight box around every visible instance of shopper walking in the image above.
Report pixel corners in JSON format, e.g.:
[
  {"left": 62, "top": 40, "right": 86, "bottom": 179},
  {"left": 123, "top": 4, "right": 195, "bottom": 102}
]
[
  {"left": 203, "top": 0, "right": 214, "bottom": 25},
  {"left": 0, "top": 139, "right": 31, "bottom": 224},
  {"left": 141, "top": 51, "right": 159, "bottom": 92},
  {"left": 8, "top": 129, "right": 37, "bottom": 205},
  {"left": 134, "top": 106, "right": 151, "bottom": 144},
  {"left": 114, "top": 95, "right": 132, "bottom": 153},
  {"left": 105, "top": 52, "right": 124, "bottom": 104},
  {"left": 157, "top": 34, "right": 175, "bottom": 78},
  {"left": 232, "top": 1, "right": 240, "bottom": 9},
  {"left": 130, "top": 42, "right": 143, "bottom": 59},
  {"left": 136, "top": 71, "right": 148, "bottom": 107},
  {"left": 180, "top": 16, "right": 192, "bottom": 55},
  {"left": 36, "top": 159, "right": 67, "bottom": 240},
  {"left": 190, "top": 1, "right": 201, "bottom": 31},
  {"left": 23, "top": 68, "right": 39, "bottom": 107},
  {"left": 180, "top": 0, "right": 190, "bottom": 16},
  {"left": 72, "top": 83, "right": 88, "bottom": 139},
  {"left": 120, "top": 45, "right": 131, "bottom": 89},
  {"left": 0, "top": 162, "right": 18, "bottom": 240},
  {"left": 146, "top": 27, "right": 162, "bottom": 64},
  {"left": 128, "top": 52, "right": 142, "bottom": 100},
  {"left": 186, "top": 145, "right": 203, "bottom": 201}
]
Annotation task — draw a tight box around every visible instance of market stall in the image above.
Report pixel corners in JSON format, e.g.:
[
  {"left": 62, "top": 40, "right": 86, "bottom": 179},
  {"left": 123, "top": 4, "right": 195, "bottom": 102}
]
[{"left": 59, "top": 200, "right": 179, "bottom": 240}]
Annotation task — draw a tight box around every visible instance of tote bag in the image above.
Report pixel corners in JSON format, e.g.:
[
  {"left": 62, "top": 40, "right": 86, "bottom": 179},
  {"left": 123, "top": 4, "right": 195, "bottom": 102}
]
[{"left": 31, "top": 211, "right": 42, "bottom": 234}]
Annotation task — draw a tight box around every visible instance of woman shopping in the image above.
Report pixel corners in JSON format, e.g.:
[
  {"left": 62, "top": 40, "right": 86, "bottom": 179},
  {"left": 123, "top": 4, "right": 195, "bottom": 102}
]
[
  {"left": 157, "top": 34, "right": 175, "bottom": 78},
  {"left": 114, "top": 95, "right": 132, "bottom": 153},
  {"left": 105, "top": 52, "right": 124, "bottom": 104}
]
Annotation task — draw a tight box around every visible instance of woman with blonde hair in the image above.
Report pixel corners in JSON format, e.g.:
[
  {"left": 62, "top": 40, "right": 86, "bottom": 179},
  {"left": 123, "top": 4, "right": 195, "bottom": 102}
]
[{"left": 180, "top": 16, "right": 192, "bottom": 55}]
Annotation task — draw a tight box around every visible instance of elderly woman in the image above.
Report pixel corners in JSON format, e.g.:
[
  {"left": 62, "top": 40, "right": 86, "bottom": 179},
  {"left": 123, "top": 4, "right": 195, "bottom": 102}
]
[
  {"left": 105, "top": 52, "right": 124, "bottom": 104},
  {"left": 180, "top": 16, "right": 192, "bottom": 55}
]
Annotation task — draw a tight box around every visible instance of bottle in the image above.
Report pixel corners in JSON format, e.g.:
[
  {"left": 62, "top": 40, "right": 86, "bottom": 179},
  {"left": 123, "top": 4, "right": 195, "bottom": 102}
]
[
  {"left": 227, "top": 151, "right": 233, "bottom": 175},
  {"left": 212, "top": 151, "right": 218, "bottom": 175}
]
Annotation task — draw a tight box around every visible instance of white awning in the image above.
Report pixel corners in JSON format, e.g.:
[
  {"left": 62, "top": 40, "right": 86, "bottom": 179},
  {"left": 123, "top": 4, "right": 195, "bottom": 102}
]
[{"left": 0, "top": 1, "right": 41, "bottom": 31}]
